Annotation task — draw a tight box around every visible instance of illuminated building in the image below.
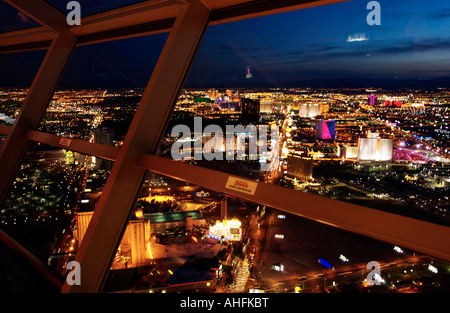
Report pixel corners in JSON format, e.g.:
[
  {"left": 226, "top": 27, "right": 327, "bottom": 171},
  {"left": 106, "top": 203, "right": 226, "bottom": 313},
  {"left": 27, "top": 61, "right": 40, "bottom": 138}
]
[
  {"left": 76, "top": 211, "right": 94, "bottom": 245},
  {"left": 357, "top": 132, "right": 393, "bottom": 163},
  {"left": 208, "top": 219, "right": 242, "bottom": 241},
  {"left": 273, "top": 97, "right": 293, "bottom": 108},
  {"left": 299, "top": 103, "right": 322, "bottom": 118},
  {"left": 245, "top": 65, "right": 253, "bottom": 78},
  {"left": 219, "top": 101, "right": 239, "bottom": 110},
  {"left": 384, "top": 100, "right": 402, "bottom": 107},
  {"left": 206, "top": 89, "right": 219, "bottom": 99},
  {"left": 368, "top": 94, "right": 378, "bottom": 106},
  {"left": 343, "top": 145, "right": 359, "bottom": 159},
  {"left": 77, "top": 209, "right": 151, "bottom": 267},
  {"left": 260, "top": 100, "right": 273, "bottom": 113},
  {"left": 315, "top": 119, "right": 335, "bottom": 140},
  {"left": 120, "top": 209, "right": 149, "bottom": 267},
  {"left": 286, "top": 153, "right": 313, "bottom": 181}
]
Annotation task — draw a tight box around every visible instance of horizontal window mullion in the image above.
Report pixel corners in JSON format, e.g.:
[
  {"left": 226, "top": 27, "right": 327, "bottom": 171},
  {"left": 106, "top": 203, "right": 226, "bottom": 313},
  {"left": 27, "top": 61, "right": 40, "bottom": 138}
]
[{"left": 26, "top": 130, "right": 119, "bottom": 161}]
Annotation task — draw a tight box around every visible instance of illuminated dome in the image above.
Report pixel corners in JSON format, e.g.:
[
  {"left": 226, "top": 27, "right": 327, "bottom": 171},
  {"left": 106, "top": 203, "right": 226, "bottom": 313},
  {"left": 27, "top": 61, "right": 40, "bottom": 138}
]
[{"left": 208, "top": 219, "right": 242, "bottom": 241}]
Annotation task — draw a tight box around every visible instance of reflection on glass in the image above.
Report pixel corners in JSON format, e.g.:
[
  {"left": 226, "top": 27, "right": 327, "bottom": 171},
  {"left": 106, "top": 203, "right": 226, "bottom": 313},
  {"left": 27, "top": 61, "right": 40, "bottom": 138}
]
[
  {"left": 0, "top": 143, "right": 112, "bottom": 275},
  {"left": 0, "top": 1, "right": 40, "bottom": 33}
]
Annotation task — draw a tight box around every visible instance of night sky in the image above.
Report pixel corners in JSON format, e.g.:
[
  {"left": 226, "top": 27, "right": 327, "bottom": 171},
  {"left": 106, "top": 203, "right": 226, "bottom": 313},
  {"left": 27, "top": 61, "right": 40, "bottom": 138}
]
[{"left": 0, "top": 0, "right": 449, "bottom": 89}]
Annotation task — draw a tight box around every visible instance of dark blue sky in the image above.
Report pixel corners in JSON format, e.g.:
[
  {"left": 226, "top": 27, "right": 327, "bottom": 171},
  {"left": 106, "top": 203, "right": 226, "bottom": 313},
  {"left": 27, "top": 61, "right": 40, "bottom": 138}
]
[
  {"left": 188, "top": 0, "right": 450, "bottom": 87},
  {"left": 0, "top": 0, "right": 449, "bottom": 89}
]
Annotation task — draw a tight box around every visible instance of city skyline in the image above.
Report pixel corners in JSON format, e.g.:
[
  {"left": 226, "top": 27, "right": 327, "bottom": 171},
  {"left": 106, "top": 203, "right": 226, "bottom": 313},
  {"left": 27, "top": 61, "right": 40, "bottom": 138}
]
[{"left": 2, "top": 85, "right": 449, "bottom": 294}]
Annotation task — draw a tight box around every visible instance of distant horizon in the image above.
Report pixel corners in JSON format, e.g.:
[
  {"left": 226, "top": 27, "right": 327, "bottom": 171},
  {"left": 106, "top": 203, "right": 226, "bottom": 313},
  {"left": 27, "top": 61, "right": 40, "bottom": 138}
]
[
  {"left": 1, "top": 73, "right": 450, "bottom": 91},
  {"left": 1, "top": 0, "right": 449, "bottom": 91}
]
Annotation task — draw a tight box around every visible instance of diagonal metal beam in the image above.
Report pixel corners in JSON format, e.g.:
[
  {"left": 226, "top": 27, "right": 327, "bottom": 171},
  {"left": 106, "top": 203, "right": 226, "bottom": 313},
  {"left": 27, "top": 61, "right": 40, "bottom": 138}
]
[
  {"left": 0, "top": 32, "right": 77, "bottom": 209},
  {"left": 61, "top": 0, "right": 211, "bottom": 293},
  {"left": 4, "top": 0, "right": 69, "bottom": 33},
  {"left": 138, "top": 154, "right": 450, "bottom": 262}
]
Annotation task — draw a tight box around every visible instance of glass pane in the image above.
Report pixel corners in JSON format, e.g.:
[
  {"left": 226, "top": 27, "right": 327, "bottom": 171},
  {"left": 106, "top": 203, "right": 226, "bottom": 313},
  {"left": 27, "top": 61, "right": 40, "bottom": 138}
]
[
  {"left": 38, "top": 33, "right": 167, "bottom": 144},
  {"left": 0, "top": 50, "right": 47, "bottom": 126},
  {"left": 102, "top": 171, "right": 450, "bottom": 293},
  {"left": 45, "top": 0, "right": 147, "bottom": 17},
  {"left": 159, "top": 0, "right": 450, "bottom": 230},
  {"left": 0, "top": 1, "right": 40, "bottom": 33},
  {"left": 0, "top": 142, "right": 113, "bottom": 276}
]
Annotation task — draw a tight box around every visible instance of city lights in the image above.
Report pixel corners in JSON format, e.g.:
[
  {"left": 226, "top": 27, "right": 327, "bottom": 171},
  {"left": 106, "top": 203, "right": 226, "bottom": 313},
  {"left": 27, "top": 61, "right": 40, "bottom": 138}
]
[{"left": 0, "top": 0, "right": 450, "bottom": 299}]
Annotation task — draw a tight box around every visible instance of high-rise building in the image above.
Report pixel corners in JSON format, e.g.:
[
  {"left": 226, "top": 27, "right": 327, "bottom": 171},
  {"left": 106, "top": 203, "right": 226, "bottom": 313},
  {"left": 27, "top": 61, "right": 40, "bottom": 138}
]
[
  {"left": 259, "top": 99, "right": 273, "bottom": 113},
  {"left": 240, "top": 98, "right": 260, "bottom": 124},
  {"left": 343, "top": 145, "right": 359, "bottom": 159},
  {"left": 315, "top": 119, "right": 335, "bottom": 140},
  {"left": 207, "top": 89, "right": 219, "bottom": 99},
  {"left": 93, "top": 128, "right": 114, "bottom": 170},
  {"left": 286, "top": 153, "right": 313, "bottom": 181},
  {"left": 76, "top": 211, "right": 94, "bottom": 245},
  {"left": 122, "top": 214, "right": 148, "bottom": 267},
  {"left": 299, "top": 103, "right": 322, "bottom": 118},
  {"left": 77, "top": 209, "right": 150, "bottom": 267},
  {"left": 94, "top": 128, "right": 114, "bottom": 146},
  {"left": 358, "top": 132, "right": 393, "bottom": 163}
]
